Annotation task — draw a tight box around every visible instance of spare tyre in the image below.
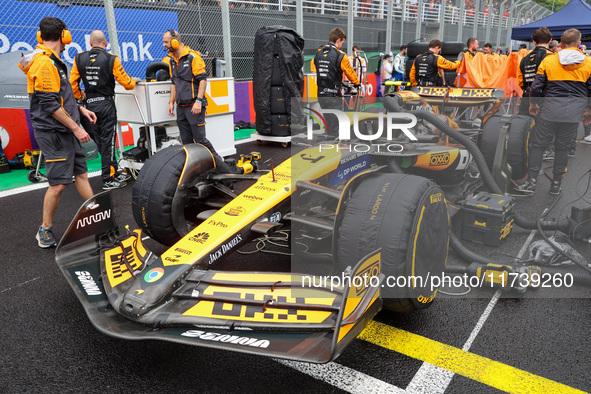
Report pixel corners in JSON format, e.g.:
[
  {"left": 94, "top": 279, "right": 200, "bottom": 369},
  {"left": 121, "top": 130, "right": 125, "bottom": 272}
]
[
  {"left": 145, "top": 61, "right": 170, "bottom": 81},
  {"left": 336, "top": 173, "right": 450, "bottom": 313},
  {"left": 132, "top": 144, "right": 221, "bottom": 246},
  {"left": 479, "top": 114, "right": 533, "bottom": 180},
  {"left": 441, "top": 41, "right": 464, "bottom": 56},
  {"left": 407, "top": 42, "right": 430, "bottom": 58}
]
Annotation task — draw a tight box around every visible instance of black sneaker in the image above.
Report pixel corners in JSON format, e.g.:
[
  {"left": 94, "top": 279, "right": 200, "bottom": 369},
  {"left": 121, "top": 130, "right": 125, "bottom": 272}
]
[
  {"left": 514, "top": 178, "right": 537, "bottom": 195},
  {"left": 568, "top": 148, "right": 576, "bottom": 158},
  {"left": 103, "top": 180, "right": 127, "bottom": 190},
  {"left": 549, "top": 182, "right": 561, "bottom": 195},
  {"left": 36, "top": 225, "right": 56, "bottom": 248},
  {"left": 115, "top": 172, "right": 131, "bottom": 182}
]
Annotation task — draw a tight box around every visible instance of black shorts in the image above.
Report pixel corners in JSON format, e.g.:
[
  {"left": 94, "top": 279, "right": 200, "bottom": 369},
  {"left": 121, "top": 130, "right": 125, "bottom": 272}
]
[{"left": 34, "top": 130, "right": 87, "bottom": 186}]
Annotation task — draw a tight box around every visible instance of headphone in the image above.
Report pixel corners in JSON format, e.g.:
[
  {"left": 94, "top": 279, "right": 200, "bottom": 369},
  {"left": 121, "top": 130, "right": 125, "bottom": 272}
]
[
  {"left": 168, "top": 29, "right": 180, "bottom": 50},
  {"left": 37, "top": 29, "right": 72, "bottom": 45}
]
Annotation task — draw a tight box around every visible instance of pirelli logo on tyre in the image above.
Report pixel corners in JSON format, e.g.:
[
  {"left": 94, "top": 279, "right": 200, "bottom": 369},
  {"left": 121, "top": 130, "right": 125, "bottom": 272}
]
[{"left": 429, "top": 152, "right": 451, "bottom": 166}]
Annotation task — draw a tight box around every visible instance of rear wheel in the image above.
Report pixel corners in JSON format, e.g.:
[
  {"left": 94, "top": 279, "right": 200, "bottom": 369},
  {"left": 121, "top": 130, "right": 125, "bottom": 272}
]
[
  {"left": 336, "top": 173, "right": 450, "bottom": 312},
  {"left": 131, "top": 145, "right": 220, "bottom": 246}
]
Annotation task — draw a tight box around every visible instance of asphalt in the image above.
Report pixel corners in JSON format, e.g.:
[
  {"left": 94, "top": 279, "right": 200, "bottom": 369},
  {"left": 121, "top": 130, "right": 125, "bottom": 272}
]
[{"left": 1, "top": 134, "right": 590, "bottom": 393}]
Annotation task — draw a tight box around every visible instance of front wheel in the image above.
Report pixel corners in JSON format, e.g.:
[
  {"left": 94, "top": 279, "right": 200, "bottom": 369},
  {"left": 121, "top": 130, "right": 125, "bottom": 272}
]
[
  {"left": 336, "top": 173, "right": 450, "bottom": 313},
  {"left": 131, "top": 145, "right": 219, "bottom": 246}
]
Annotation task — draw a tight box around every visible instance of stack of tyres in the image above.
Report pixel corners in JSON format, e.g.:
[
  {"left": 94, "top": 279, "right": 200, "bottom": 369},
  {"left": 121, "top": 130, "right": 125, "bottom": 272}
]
[
  {"left": 253, "top": 26, "right": 304, "bottom": 137},
  {"left": 270, "top": 55, "right": 290, "bottom": 136}
]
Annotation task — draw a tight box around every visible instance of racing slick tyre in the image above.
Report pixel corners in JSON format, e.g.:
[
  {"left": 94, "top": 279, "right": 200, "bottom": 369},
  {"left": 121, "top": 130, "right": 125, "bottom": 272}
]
[
  {"left": 145, "top": 61, "right": 170, "bottom": 81},
  {"left": 441, "top": 41, "right": 464, "bottom": 57},
  {"left": 407, "top": 42, "right": 430, "bottom": 59},
  {"left": 479, "top": 114, "right": 533, "bottom": 180},
  {"left": 336, "top": 173, "right": 450, "bottom": 313},
  {"left": 132, "top": 145, "right": 218, "bottom": 246}
]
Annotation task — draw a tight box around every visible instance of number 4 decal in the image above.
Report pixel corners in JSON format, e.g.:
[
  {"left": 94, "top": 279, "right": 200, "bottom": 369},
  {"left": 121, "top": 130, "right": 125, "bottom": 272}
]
[{"left": 300, "top": 154, "right": 325, "bottom": 164}]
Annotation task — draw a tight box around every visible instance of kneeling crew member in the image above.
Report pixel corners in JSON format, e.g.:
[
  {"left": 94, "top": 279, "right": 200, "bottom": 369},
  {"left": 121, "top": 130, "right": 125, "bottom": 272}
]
[
  {"left": 410, "top": 39, "right": 460, "bottom": 87},
  {"left": 70, "top": 30, "right": 137, "bottom": 190}
]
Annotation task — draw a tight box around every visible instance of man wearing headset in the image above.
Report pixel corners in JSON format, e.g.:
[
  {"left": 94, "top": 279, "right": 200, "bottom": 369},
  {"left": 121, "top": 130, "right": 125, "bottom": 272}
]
[
  {"left": 18, "top": 16, "right": 97, "bottom": 248},
  {"left": 70, "top": 30, "right": 137, "bottom": 191},
  {"left": 163, "top": 30, "right": 228, "bottom": 170}
]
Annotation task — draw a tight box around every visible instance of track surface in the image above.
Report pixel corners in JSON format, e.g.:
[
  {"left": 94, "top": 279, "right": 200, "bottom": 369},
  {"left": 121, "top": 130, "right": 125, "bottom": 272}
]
[{"left": 1, "top": 137, "right": 590, "bottom": 393}]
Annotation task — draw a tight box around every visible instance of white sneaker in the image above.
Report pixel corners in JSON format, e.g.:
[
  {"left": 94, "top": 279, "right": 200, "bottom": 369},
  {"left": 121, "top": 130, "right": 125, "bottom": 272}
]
[{"left": 581, "top": 135, "right": 591, "bottom": 144}]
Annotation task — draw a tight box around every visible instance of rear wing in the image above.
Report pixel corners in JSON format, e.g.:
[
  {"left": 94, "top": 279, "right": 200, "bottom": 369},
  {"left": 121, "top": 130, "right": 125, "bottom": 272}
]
[{"left": 55, "top": 192, "right": 383, "bottom": 363}]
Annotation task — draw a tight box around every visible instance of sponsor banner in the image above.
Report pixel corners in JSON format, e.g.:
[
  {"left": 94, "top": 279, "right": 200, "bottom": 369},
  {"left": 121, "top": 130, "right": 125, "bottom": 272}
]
[{"left": 0, "top": 0, "right": 178, "bottom": 79}]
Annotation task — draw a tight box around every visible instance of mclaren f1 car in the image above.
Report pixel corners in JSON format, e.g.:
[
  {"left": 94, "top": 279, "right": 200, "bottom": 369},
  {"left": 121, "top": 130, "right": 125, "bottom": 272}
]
[{"left": 56, "top": 88, "right": 534, "bottom": 363}]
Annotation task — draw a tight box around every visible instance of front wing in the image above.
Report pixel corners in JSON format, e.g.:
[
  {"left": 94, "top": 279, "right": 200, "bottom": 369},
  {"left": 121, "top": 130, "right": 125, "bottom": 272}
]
[{"left": 55, "top": 192, "right": 383, "bottom": 363}]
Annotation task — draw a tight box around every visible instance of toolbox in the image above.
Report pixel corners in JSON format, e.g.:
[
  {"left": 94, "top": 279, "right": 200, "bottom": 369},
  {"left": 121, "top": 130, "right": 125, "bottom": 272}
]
[{"left": 461, "top": 192, "right": 515, "bottom": 247}]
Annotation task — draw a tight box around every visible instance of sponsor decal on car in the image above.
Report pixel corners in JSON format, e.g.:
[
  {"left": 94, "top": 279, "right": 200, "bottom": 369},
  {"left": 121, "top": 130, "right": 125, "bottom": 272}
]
[
  {"left": 76, "top": 209, "right": 111, "bottom": 229},
  {"left": 180, "top": 330, "right": 270, "bottom": 348},
  {"left": 104, "top": 234, "right": 145, "bottom": 287},
  {"left": 254, "top": 184, "right": 277, "bottom": 192},
  {"left": 429, "top": 152, "right": 451, "bottom": 166},
  {"left": 75, "top": 271, "right": 102, "bottom": 296},
  {"left": 144, "top": 267, "right": 164, "bottom": 283},
  {"left": 208, "top": 234, "right": 243, "bottom": 264},
  {"left": 330, "top": 156, "right": 369, "bottom": 186},
  {"left": 242, "top": 194, "right": 264, "bottom": 202},
  {"left": 188, "top": 232, "right": 210, "bottom": 243},
  {"left": 224, "top": 206, "right": 246, "bottom": 217},
  {"left": 175, "top": 247, "right": 192, "bottom": 255},
  {"left": 207, "top": 220, "right": 228, "bottom": 228}
]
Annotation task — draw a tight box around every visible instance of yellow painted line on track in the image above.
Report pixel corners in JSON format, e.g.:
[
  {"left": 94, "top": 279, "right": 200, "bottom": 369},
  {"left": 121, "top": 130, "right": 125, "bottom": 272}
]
[{"left": 359, "top": 320, "right": 587, "bottom": 394}]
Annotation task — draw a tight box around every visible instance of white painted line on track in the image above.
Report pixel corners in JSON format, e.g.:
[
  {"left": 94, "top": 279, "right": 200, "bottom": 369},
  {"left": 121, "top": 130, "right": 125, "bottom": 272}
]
[
  {"left": 275, "top": 359, "right": 405, "bottom": 394},
  {"left": 0, "top": 170, "right": 101, "bottom": 198},
  {"left": 405, "top": 229, "right": 538, "bottom": 394},
  {"left": 277, "top": 229, "right": 540, "bottom": 393}
]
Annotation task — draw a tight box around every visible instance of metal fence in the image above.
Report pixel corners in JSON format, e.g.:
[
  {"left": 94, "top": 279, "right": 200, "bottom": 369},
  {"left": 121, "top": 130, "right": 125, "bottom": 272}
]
[{"left": 1, "top": 0, "right": 550, "bottom": 81}]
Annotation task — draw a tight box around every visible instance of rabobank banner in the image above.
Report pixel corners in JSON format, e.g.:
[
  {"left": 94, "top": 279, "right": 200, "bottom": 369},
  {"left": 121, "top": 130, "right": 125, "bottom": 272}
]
[{"left": 0, "top": 0, "right": 178, "bottom": 79}]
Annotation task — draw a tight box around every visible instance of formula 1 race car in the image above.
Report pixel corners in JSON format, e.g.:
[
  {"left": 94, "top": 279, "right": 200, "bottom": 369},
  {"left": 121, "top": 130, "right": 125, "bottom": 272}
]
[{"left": 55, "top": 88, "right": 537, "bottom": 363}]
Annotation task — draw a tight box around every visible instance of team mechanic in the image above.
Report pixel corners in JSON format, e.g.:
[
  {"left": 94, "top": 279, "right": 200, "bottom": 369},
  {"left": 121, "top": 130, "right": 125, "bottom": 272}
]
[
  {"left": 70, "top": 30, "right": 137, "bottom": 190},
  {"left": 516, "top": 28, "right": 591, "bottom": 196},
  {"left": 18, "top": 16, "right": 97, "bottom": 248},
  {"left": 409, "top": 39, "right": 460, "bottom": 87},
  {"left": 517, "top": 27, "right": 552, "bottom": 116},
  {"left": 314, "top": 27, "right": 360, "bottom": 136},
  {"left": 163, "top": 29, "right": 229, "bottom": 173}
]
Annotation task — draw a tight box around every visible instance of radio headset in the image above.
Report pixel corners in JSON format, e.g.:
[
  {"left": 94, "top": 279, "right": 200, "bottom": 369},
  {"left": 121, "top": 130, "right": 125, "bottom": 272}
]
[
  {"left": 37, "top": 29, "right": 72, "bottom": 45},
  {"left": 169, "top": 29, "right": 180, "bottom": 50}
]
